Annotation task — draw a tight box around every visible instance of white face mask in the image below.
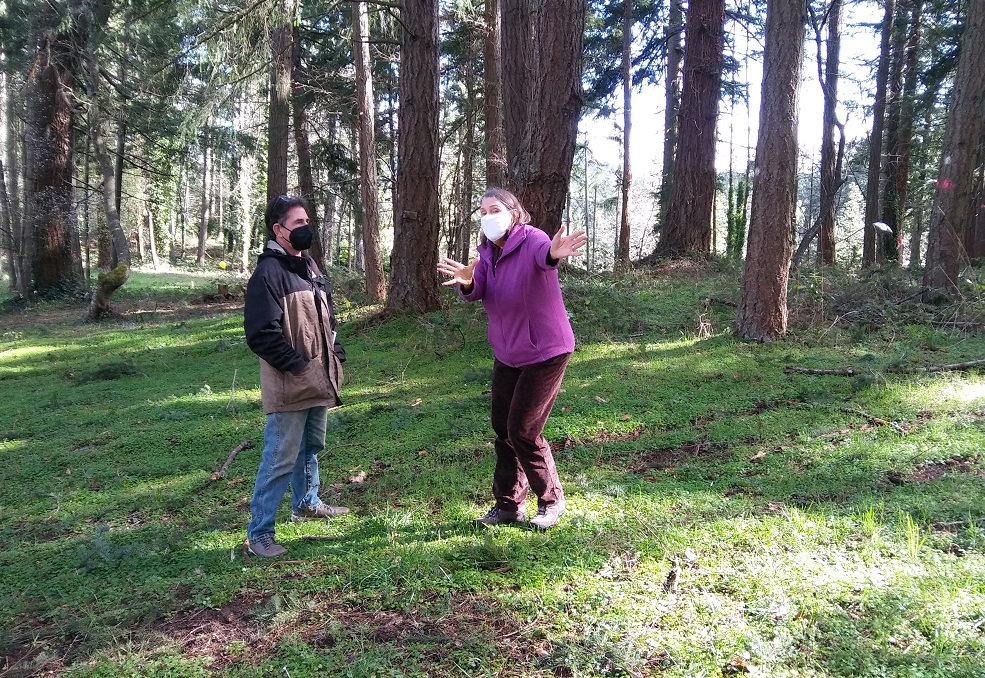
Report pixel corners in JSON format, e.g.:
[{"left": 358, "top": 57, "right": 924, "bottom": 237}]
[{"left": 480, "top": 211, "right": 512, "bottom": 241}]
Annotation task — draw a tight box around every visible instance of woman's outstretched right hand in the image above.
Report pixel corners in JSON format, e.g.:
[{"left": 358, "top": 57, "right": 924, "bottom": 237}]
[{"left": 437, "top": 256, "right": 479, "bottom": 287}]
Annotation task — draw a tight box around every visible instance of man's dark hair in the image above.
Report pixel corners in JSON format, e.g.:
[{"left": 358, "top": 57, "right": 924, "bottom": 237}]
[{"left": 264, "top": 195, "right": 308, "bottom": 242}]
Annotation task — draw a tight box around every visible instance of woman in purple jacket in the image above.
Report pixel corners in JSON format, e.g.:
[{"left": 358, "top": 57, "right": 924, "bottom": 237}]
[{"left": 438, "top": 187, "right": 587, "bottom": 529}]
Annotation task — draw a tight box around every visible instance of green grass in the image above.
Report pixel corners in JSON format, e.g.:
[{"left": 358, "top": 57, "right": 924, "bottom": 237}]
[{"left": 2, "top": 263, "right": 985, "bottom": 677}]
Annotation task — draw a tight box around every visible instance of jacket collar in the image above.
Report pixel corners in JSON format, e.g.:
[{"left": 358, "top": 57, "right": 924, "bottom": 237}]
[
  {"left": 262, "top": 241, "right": 316, "bottom": 279},
  {"left": 480, "top": 223, "right": 528, "bottom": 260}
]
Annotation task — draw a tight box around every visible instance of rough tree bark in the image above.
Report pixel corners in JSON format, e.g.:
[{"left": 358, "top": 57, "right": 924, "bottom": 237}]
[
  {"left": 3, "top": 71, "right": 24, "bottom": 294},
  {"left": 483, "top": 0, "right": 508, "bottom": 188},
  {"left": 922, "top": 0, "right": 985, "bottom": 298},
  {"left": 736, "top": 0, "right": 806, "bottom": 341},
  {"left": 267, "top": 0, "right": 296, "bottom": 202},
  {"left": 386, "top": 0, "right": 441, "bottom": 313},
  {"left": 889, "top": 0, "right": 923, "bottom": 262},
  {"left": 816, "top": 0, "right": 843, "bottom": 265},
  {"left": 652, "top": 0, "right": 725, "bottom": 257},
  {"left": 862, "top": 0, "right": 896, "bottom": 265},
  {"left": 657, "top": 0, "right": 683, "bottom": 238},
  {"left": 502, "top": 0, "right": 585, "bottom": 235},
  {"left": 501, "top": 0, "right": 533, "bottom": 189},
  {"left": 353, "top": 0, "right": 387, "bottom": 302},
  {"left": 879, "top": 1, "right": 913, "bottom": 262},
  {"left": 24, "top": 1, "right": 84, "bottom": 296}
]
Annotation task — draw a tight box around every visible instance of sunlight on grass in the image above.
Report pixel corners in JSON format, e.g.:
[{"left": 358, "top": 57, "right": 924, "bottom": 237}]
[
  {"left": 0, "top": 343, "right": 66, "bottom": 363},
  {"left": 3, "top": 268, "right": 985, "bottom": 676},
  {"left": 891, "top": 374, "right": 985, "bottom": 413}
]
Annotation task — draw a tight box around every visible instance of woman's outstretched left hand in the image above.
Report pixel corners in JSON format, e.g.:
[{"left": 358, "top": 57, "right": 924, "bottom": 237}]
[{"left": 550, "top": 229, "right": 588, "bottom": 260}]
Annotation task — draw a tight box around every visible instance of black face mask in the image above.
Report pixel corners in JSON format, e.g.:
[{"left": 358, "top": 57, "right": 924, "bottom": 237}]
[{"left": 284, "top": 225, "right": 313, "bottom": 250}]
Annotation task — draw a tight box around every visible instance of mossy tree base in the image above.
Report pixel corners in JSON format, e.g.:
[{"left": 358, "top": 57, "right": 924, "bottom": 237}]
[{"left": 85, "top": 263, "right": 130, "bottom": 322}]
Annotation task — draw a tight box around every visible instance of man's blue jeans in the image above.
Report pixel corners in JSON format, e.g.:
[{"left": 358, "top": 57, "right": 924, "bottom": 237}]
[{"left": 247, "top": 406, "right": 328, "bottom": 542}]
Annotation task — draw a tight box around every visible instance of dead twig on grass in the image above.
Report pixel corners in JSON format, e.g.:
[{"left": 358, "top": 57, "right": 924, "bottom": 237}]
[
  {"left": 791, "top": 401, "right": 908, "bottom": 436},
  {"left": 786, "top": 358, "right": 985, "bottom": 376},
  {"left": 785, "top": 366, "right": 862, "bottom": 376},
  {"left": 211, "top": 439, "right": 252, "bottom": 481},
  {"left": 886, "top": 358, "right": 985, "bottom": 374}
]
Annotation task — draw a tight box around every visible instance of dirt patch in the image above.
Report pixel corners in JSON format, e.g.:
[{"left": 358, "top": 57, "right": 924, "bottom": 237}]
[
  {"left": 915, "top": 456, "right": 983, "bottom": 481},
  {"left": 888, "top": 455, "right": 984, "bottom": 485},
  {"left": 552, "top": 426, "right": 648, "bottom": 454},
  {"left": 629, "top": 441, "right": 730, "bottom": 472}
]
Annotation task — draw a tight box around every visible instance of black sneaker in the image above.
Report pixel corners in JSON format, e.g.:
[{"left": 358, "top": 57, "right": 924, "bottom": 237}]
[
  {"left": 529, "top": 501, "right": 566, "bottom": 529},
  {"left": 475, "top": 506, "right": 526, "bottom": 526},
  {"left": 247, "top": 534, "right": 287, "bottom": 558}
]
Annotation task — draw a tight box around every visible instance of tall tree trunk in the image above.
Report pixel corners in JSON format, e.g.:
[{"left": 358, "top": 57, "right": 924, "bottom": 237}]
[
  {"left": 501, "top": 0, "right": 533, "bottom": 190},
  {"left": 236, "top": 83, "right": 259, "bottom": 272},
  {"left": 114, "top": 123, "right": 126, "bottom": 219},
  {"left": 267, "top": 0, "right": 296, "bottom": 202},
  {"left": 92, "top": 125, "right": 130, "bottom": 268},
  {"left": 457, "top": 55, "right": 478, "bottom": 264},
  {"left": 84, "top": 32, "right": 131, "bottom": 275},
  {"left": 353, "top": 0, "right": 387, "bottom": 302},
  {"left": 862, "top": 0, "right": 896, "bottom": 265},
  {"left": 483, "top": 0, "right": 507, "bottom": 188},
  {"left": 135, "top": 161, "right": 146, "bottom": 262},
  {"left": 145, "top": 176, "right": 160, "bottom": 270},
  {"left": 582, "top": 133, "right": 592, "bottom": 271},
  {"left": 908, "top": 114, "right": 930, "bottom": 269},
  {"left": 387, "top": 0, "right": 441, "bottom": 313},
  {"left": 879, "top": 1, "right": 911, "bottom": 262},
  {"left": 24, "top": 4, "right": 83, "bottom": 297},
  {"left": 736, "top": 0, "right": 805, "bottom": 341},
  {"left": 923, "top": 0, "right": 985, "bottom": 298},
  {"left": 86, "top": 72, "right": 131, "bottom": 322},
  {"left": 0, "top": 72, "right": 11, "bottom": 288},
  {"left": 179, "top": 166, "right": 188, "bottom": 259},
  {"left": 292, "top": 38, "right": 328, "bottom": 273},
  {"left": 891, "top": 0, "right": 923, "bottom": 262},
  {"left": 970, "top": 164, "right": 985, "bottom": 262},
  {"left": 196, "top": 132, "right": 211, "bottom": 264},
  {"left": 616, "top": 0, "right": 632, "bottom": 270},
  {"left": 4, "top": 72, "right": 24, "bottom": 294},
  {"left": 657, "top": 0, "right": 683, "bottom": 238},
  {"left": 816, "top": 0, "right": 843, "bottom": 265},
  {"left": 323, "top": 117, "right": 339, "bottom": 264},
  {"left": 503, "top": 0, "right": 585, "bottom": 235},
  {"left": 652, "top": 0, "right": 725, "bottom": 257},
  {"left": 0, "top": 154, "right": 11, "bottom": 285}
]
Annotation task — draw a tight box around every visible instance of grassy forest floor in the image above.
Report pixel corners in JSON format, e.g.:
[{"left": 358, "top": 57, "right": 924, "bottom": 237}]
[{"left": 2, "top": 260, "right": 985, "bottom": 677}]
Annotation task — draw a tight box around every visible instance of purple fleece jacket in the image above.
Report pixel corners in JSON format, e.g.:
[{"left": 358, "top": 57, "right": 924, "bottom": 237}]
[{"left": 460, "top": 223, "right": 575, "bottom": 368}]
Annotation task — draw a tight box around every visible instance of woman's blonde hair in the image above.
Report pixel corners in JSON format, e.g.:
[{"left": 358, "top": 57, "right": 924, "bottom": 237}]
[{"left": 482, "top": 187, "right": 531, "bottom": 226}]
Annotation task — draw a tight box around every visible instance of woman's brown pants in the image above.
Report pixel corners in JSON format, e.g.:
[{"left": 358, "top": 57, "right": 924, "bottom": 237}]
[{"left": 490, "top": 352, "right": 570, "bottom": 511}]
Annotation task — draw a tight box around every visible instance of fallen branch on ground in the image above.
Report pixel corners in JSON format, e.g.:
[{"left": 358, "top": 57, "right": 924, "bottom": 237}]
[
  {"left": 785, "top": 366, "right": 861, "bottom": 375},
  {"left": 786, "top": 358, "right": 985, "bottom": 376},
  {"left": 211, "top": 439, "right": 252, "bottom": 481}
]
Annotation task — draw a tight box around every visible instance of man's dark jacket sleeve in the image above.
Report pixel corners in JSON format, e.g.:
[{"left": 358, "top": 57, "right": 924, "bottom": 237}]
[{"left": 244, "top": 269, "right": 307, "bottom": 375}]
